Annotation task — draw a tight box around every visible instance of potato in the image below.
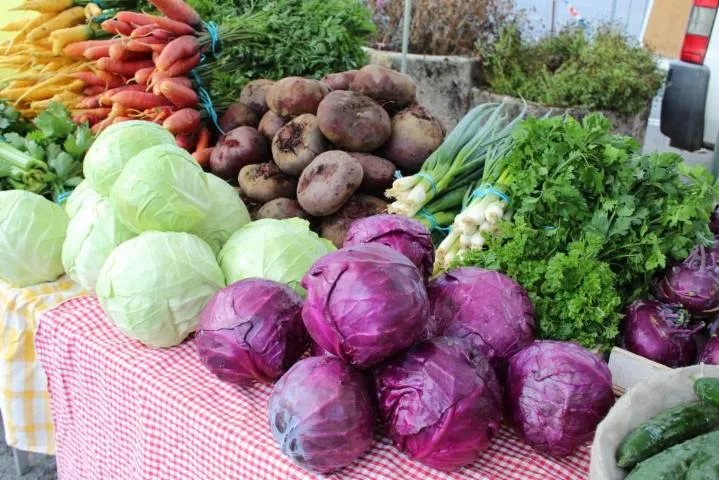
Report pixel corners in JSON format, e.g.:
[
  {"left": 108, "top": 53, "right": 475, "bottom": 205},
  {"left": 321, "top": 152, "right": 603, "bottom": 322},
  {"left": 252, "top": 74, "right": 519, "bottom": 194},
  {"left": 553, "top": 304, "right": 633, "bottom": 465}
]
[
  {"left": 272, "top": 114, "right": 329, "bottom": 176},
  {"left": 348, "top": 153, "right": 396, "bottom": 194},
  {"left": 238, "top": 163, "right": 297, "bottom": 203},
  {"left": 266, "top": 77, "right": 327, "bottom": 118},
  {"left": 219, "top": 102, "right": 259, "bottom": 132},
  {"left": 239, "top": 79, "right": 274, "bottom": 116},
  {"left": 383, "top": 104, "right": 444, "bottom": 172},
  {"left": 258, "top": 111, "right": 287, "bottom": 142},
  {"left": 350, "top": 64, "right": 416, "bottom": 110},
  {"left": 316, "top": 91, "right": 391, "bottom": 151},
  {"left": 256, "top": 198, "right": 309, "bottom": 220},
  {"left": 320, "top": 194, "right": 387, "bottom": 247},
  {"left": 321, "top": 71, "right": 357, "bottom": 91},
  {"left": 297, "top": 151, "right": 364, "bottom": 216},
  {"left": 210, "top": 127, "right": 270, "bottom": 180}
]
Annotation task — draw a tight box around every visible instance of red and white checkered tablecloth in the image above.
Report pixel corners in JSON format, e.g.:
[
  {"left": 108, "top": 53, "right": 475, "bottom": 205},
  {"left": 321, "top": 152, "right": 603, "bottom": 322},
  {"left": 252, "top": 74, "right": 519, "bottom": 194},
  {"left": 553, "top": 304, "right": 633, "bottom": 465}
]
[{"left": 35, "top": 296, "right": 591, "bottom": 480}]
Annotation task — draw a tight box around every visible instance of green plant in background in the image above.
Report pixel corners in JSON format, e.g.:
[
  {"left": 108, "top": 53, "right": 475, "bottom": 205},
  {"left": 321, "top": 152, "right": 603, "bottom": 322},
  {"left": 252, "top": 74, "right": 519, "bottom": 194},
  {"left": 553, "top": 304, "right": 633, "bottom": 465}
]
[
  {"left": 481, "top": 24, "right": 663, "bottom": 116},
  {"left": 188, "top": 0, "right": 375, "bottom": 107}
]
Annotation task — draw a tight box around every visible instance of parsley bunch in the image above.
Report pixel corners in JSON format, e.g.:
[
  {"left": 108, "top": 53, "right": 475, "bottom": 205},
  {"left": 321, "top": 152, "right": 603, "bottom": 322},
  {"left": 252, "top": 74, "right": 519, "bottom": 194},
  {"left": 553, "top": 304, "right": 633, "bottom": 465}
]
[
  {"left": 0, "top": 102, "right": 92, "bottom": 202},
  {"left": 459, "top": 114, "right": 716, "bottom": 351}
]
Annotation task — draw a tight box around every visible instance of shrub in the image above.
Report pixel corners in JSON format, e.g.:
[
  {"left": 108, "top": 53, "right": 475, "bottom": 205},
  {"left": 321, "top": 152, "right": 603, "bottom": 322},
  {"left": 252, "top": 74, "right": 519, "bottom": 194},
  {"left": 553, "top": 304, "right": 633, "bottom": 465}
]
[
  {"left": 364, "top": 0, "right": 515, "bottom": 56},
  {"left": 481, "top": 24, "right": 663, "bottom": 115}
]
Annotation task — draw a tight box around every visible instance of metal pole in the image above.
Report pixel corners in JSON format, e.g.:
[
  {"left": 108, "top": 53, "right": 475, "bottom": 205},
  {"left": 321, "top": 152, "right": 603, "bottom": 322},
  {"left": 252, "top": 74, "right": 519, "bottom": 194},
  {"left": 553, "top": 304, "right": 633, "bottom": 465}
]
[
  {"left": 401, "top": 0, "right": 411, "bottom": 74},
  {"left": 550, "top": 0, "right": 557, "bottom": 34},
  {"left": 610, "top": 0, "right": 618, "bottom": 22}
]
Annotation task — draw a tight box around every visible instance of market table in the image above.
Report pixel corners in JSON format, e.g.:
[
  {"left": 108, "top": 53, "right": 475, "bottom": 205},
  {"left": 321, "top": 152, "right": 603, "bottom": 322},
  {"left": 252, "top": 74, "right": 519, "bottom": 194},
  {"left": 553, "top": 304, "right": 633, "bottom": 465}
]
[{"left": 36, "top": 296, "right": 591, "bottom": 480}]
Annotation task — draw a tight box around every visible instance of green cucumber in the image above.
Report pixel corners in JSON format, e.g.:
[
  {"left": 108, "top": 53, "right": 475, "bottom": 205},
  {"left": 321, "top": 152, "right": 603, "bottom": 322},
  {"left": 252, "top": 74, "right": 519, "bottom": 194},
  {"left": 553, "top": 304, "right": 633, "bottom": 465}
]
[
  {"left": 616, "top": 402, "right": 719, "bottom": 469},
  {"left": 694, "top": 378, "right": 719, "bottom": 408},
  {"left": 626, "top": 431, "right": 719, "bottom": 480},
  {"left": 687, "top": 452, "right": 719, "bottom": 480}
]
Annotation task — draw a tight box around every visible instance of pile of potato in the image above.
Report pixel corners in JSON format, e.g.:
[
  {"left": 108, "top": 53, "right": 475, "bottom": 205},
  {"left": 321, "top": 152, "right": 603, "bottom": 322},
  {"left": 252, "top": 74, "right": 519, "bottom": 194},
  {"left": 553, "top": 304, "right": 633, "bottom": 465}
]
[{"left": 209, "top": 64, "right": 445, "bottom": 247}]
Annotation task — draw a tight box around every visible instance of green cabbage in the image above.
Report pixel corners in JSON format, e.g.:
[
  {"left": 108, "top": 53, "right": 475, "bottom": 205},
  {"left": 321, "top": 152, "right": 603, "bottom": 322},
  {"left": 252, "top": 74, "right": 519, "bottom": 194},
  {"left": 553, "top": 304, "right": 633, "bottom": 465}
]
[
  {"left": 83, "top": 121, "right": 176, "bottom": 195},
  {"left": 96, "top": 231, "right": 225, "bottom": 347},
  {"left": 219, "top": 218, "right": 335, "bottom": 293},
  {"left": 193, "top": 174, "right": 251, "bottom": 255},
  {"left": 62, "top": 197, "right": 136, "bottom": 291},
  {"left": 0, "top": 191, "right": 69, "bottom": 287},
  {"left": 65, "top": 180, "right": 102, "bottom": 217},
  {"left": 111, "top": 144, "right": 210, "bottom": 234}
]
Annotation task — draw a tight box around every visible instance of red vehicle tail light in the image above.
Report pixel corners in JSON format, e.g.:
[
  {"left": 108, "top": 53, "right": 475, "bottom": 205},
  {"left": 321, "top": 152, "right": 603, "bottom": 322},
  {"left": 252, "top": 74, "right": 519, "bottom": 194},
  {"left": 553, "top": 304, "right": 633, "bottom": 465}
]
[{"left": 681, "top": 0, "right": 718, "bottom": 64}]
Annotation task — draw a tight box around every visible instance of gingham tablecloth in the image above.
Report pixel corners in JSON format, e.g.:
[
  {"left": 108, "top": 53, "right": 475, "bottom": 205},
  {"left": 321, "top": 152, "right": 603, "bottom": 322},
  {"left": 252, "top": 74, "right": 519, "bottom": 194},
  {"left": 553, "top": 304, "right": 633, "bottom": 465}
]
[
  {"left": 36, "top": 296, "right": 591, "bottom": 480},
  {"left": 0, "top": 276, "right": 87, "bottom": 454}
]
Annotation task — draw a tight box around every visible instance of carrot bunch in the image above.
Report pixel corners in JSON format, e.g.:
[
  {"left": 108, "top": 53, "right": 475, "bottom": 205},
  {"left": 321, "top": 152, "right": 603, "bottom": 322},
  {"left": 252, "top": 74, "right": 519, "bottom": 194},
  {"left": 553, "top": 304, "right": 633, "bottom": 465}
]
[
  {"left": 64, "top": 0, "right": 220, "bottom": 159},
  {"left": 0, "top": 1, "right": 138, "bottom": 117}
]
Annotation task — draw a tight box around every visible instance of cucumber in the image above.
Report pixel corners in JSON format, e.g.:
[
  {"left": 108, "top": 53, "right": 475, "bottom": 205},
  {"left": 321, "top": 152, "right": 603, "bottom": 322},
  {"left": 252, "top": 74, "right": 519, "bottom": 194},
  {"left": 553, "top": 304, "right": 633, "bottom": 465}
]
[
  {"left": 626, "top": 431, "right": 719, "bottom": 480},
  {"left": 686, "top": 452, "right": 719, "bottom": 480},
  {"left": 616, "top": 402, "right": 719, "bottom": 469},
  {"left": 694, "top": 378, "right": 719, "bottom": 408}
]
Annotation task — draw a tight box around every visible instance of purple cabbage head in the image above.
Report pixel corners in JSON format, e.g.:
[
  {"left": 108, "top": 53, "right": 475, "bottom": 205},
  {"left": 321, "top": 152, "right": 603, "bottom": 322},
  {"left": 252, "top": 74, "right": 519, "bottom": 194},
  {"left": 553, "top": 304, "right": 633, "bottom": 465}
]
[
  {"left": 655, "top": 245, "right": 719, "bottom": 317},
  {"left": 375, "top": 336, "right": 502, "bottom": 472},
  {"left": 428, "top": 267, "right": 534, "bottom": 361},
  {"left": 196, "top": 279, "right": 307, "bottom": 385},
  {"left": 268, "top": 356, "right": 374, "bottom": 473},
  {"left": 622, "top": 299, "right": 700, "bottom": 367},
  {"left": 343, "top": 214, "right": 434, "bottom": 281},
  {"left": 506, "top": 341, "right": 615, "bottom": 457},
  {"left": 700, "top": 336, "right": 719, "bottom": 365},
  {"left": 301, "top": 243, "right": 429, "bottom": 368}
]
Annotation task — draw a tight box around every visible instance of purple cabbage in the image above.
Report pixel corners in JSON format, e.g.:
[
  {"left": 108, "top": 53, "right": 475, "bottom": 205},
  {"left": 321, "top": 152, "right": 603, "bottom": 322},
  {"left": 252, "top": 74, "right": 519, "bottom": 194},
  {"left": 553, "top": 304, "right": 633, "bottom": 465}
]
[
  {"left": 268, "top": 356, "right": 374, "bottom": 473},
  {"left": 343, "top": 214, "right": 434, "bottom": 280},
  {"left": 621, "top": 299, "right": 700, "bottom": 367},
  {"left": 375, "top": 336, "right": 502, "bottom": 472},
  {"left": 655, "top": 245, "right": 719, "bottom": 317},
  {"left": 700, "top": 336, "right": 719, "bottom": 365},
  {"left": 196, "top": 279, "right": 307, "bottom": 385},
  {"left": 301, "top": 243, "right": 429, "bottom": 368},
  {"left": 428, "top": 267, "right": 534, "bottom": 361},
  {"left": 507, "top": 341, "right": 615, "bottom": 457}
]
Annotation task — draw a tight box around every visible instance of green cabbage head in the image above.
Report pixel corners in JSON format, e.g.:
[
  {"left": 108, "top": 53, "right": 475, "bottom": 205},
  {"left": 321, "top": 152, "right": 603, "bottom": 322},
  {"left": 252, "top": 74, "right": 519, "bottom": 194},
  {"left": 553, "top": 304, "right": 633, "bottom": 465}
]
[
  {"left": 83, "top": 121, "right": 176, "bottom": 195},
  {"left": 219, "top": 218, "right": 335, "bottom": 294},
  {"left": 111, "top": 144, "right": 210, "bottom": 234},
  {"left": 64, "top": 180, "right": 102, "bottom": 217},
  {"left": 193, "top": 174, "right": 251, "bottom": 255},
  {"left": 96, "top": 231, "right": 226, "bottom": 347},
  {"left": 0, "top": 191, "right": 69, "bottom": 287},
  {"left": 62, "top": 197, "right": 136, "bottom": 291}
]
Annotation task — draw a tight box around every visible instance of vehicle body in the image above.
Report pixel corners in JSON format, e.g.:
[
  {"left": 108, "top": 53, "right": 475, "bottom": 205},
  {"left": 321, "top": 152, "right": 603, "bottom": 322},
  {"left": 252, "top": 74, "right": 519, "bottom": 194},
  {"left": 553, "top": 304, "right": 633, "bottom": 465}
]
[{"left": 661, "top": 0, "right": 719, "bottom": 168}]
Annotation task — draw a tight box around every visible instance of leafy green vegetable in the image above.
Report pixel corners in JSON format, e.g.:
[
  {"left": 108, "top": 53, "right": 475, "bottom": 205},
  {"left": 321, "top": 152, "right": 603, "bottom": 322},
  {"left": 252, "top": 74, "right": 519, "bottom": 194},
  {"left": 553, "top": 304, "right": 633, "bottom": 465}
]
[
  {"left": 457, "top": 114, "right": 716, "bottom": 351},
  {"left": 190, "top": 0, "right": 375, "bottom": 108},
  {"left": 481, "top": 24, "right": 663, "bottom": 116}
]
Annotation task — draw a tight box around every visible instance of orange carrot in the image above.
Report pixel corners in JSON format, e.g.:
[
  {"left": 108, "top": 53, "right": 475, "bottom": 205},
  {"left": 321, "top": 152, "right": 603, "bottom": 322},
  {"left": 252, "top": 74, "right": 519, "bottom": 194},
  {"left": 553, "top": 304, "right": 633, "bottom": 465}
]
[
  {"left": 109, "top": 42, "right": 150, "bottom": 61},
  {"left": 134, "top": 66, "right": 155, "bottom": 85},
  {"left": 101, "top": 19, "right": 133, "bottom": 36},
  {"left": 63, "top": 39, "right": 120, "bottom": 57},
  {"left": 129, "top": 24, "right": 157, "bottom": 39},
  {"left": 112, "top": 116, "right": 132, "bottom": 125},
  {"left": 150, "top": 72, "right": 193, "bottom": 94},
  {"left": 116, "top": 12, "right": 196, "bottom": 36},
  {"left": 98, "top": 84, "right": 146, "bottom": 106},
  {"left": 71, "top": 72, "right": 124, "bottom": 89},
  {"left": 164, "top": 52, "right": 201, "bottom": 77},
  {"left": 156, "top": 35, "right": 199, "bottom": 71},
  {"left": 82, "top": 85, "right": 105, "bottom": 96},
  {"left": 192, "top": 147, "right": 213, "bottom": 168},
  {"left": 126, "top": 37, "right": 166, "bottom": 53},
  {"left": 195, "top": 127, "right": 211, "bottom": 151},
  {"left": 95, "top": 70, "right": 127, "bottom": 87},
  {"left": 97, "top": 57, "right": 155, "bottom": 76},
  {"left": 176, "top": 132, "right": 198, "bottom": 151},
  {"left": 77, "top": 95, "right": 101, "bottom": 109},
  {"left": 85, "top": 45, "right": 112, "bottom": 60},
  {"left": 160, "top": 79, "right": 198, "bottom": 108},
  {"left": 149, "top": 0, "right": 202, "bottom": 28},
  {"left": 151, "top": 29, "right": 175, "bottom": 43},
  {"left": 149, "top": 106, "right": 175, "bottom": 123},
  {"left": 72, "top": 108, "right": 111, "bottom": 125},
  {"left": 92, "top": 116, "right": 115, "bottom": 133},
  {"left": 110, "top": 102, "right": 131, "bottom": 117},
  {"left": 163, "top": 108, "right": 201, "bottom": 135},
  {"left": 112, "top": 91, "right": 173, "bottom": 110}
]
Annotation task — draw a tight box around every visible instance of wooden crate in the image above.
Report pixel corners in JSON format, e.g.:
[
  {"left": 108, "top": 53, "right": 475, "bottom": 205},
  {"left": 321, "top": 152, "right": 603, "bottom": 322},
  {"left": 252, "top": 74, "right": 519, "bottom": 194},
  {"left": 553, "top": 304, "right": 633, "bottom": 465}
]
[{"left": 608, "top": 347, "right": 671, "bottom": 396}]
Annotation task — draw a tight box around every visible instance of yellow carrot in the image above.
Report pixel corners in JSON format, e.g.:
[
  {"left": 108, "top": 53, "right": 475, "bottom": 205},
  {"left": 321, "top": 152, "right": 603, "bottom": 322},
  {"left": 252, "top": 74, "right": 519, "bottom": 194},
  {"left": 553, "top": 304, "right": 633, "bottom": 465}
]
[
  {"left": 51, "top": 25, "right": 95, "bottom": 55},
  {"left": 12, "top": 74, "right": 71, "bottom": 104},
  {"left": 8, "top": 80, "right": 36, "bottom": 89},
  {"left": 27, "top": 7, "right": 85, "bottom": 42},
  {"left": 3, "top": 13, "right": 53, "bottom": 53},
  {"left": 11, "top": 0, "right": 75, "bottom": 14},
  {"left": 1, "top": 19, "right": 28, "bottom": 32},
  {"left": 84, "top": 3, "right": 102, "bottom": 20}
]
